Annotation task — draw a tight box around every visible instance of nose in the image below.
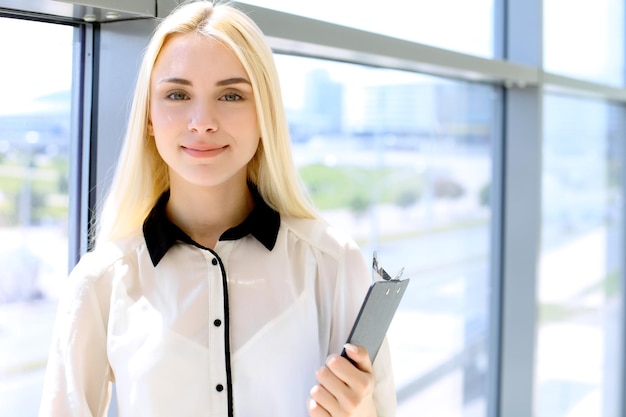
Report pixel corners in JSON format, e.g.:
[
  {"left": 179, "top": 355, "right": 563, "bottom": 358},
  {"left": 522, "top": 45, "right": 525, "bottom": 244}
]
[{"left": 188, "top": 101, "right": 219, "bottom": 133}]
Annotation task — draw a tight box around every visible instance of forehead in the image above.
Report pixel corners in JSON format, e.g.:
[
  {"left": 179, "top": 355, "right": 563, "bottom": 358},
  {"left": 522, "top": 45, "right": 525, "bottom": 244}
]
[{"left": 152, "top": 33, "right": 248, "bottom": 80}]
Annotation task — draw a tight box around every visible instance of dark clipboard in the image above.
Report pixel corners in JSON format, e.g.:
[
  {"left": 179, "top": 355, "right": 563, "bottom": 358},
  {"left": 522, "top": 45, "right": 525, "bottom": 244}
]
[{"left": 341, "top": 253, "right": 410, "bottom": 365}]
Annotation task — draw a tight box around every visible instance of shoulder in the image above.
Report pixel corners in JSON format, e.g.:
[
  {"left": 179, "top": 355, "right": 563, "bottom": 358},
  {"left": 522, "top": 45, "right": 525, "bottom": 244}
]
[
  {"left": 55, "top": 233, "right": 145, "bottom": 327},
  {"left": 69, "top": 233, "right": 144, "bottom": 283},
  {"left": 280, "top": 216, "right": 369, "bottom": 279},
  {"left": 280, "top": 216, "right": 360, "bottom": 257}
]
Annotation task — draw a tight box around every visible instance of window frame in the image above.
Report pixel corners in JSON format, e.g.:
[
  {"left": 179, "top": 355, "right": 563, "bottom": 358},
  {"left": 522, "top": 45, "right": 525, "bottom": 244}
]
[{"left": 1, "top": 0, "right": 625, "bottom": 416}]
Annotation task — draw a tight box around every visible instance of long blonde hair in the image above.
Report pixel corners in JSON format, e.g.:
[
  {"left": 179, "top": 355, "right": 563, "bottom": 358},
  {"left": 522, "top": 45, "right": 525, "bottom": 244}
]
[{"left": 95, "top": 1, "right": 316, "bottom": 246}]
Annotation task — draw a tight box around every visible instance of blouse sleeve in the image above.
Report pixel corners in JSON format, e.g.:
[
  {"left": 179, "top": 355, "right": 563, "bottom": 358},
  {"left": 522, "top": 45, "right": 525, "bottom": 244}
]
[
  {"left": 334, "top": 241, "right": 398, "bottom": 417},
  {"left": 39, "top": 254, "right": 113, "bottom": 417}
]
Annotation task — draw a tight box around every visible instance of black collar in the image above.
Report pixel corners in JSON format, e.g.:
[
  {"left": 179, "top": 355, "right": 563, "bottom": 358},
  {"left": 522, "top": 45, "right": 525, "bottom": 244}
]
[{"left": 143, "top": 186, "right": 280, "bottom": 266}]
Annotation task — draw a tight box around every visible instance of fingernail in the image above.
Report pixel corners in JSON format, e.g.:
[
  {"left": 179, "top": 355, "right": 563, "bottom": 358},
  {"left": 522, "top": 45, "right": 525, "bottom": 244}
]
[{"left": 344, "top": 343, "right": 359, "bottom": 354}]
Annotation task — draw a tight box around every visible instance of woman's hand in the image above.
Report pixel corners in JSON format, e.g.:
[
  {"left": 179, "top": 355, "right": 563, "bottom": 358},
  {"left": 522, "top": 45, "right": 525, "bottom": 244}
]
[{"left": 308, "top": 344, "right": 376, "bottom": 417}]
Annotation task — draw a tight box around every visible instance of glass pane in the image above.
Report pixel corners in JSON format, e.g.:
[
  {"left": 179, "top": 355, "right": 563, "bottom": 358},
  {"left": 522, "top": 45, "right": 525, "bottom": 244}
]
[
  {"left": 0, "top": 18, "right": 76, "bottom": 416},
  {"left": 276, "top": 54, "right": 498, "bottom": 416},
  {"left": 537, "top": 95, "right": 624, "bottom": 417},
  {"left": 544, "top": 0, "right": 625, "bottom": 86},
  {"left": 244, "top": 0, "right": 496, "bottom": 58}
]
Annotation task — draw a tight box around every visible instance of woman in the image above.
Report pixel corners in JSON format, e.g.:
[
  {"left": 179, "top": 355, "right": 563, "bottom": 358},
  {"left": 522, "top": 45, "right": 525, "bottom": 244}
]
[{"left": 39, "top": 2, "right": 396, "bottom": 416}]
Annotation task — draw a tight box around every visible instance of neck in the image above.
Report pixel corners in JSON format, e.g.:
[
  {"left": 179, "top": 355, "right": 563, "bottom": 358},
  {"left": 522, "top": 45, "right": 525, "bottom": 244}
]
[{"left": 166, "top": 177, "right": 254, "bottom": 249}]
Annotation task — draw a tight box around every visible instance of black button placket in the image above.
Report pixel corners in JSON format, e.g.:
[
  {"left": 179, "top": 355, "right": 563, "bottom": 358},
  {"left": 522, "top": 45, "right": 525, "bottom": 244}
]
[{"left": 205, "top": 250, "right": 233, "bottom": 417}]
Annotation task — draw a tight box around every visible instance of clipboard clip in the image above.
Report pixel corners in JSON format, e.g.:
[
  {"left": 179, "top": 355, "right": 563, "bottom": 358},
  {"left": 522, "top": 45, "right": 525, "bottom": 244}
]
[{"left": 373, "top": 251, "right": 404, "bottom": 281}]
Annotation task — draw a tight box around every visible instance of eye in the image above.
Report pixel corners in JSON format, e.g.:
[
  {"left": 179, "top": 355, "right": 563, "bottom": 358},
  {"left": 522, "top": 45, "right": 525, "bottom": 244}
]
[
  {"left": 166, "top": 91, "right": 189, "bottom": 101},
  {"left": 220, "top": 92, "right": 242, "bottom": 102}
]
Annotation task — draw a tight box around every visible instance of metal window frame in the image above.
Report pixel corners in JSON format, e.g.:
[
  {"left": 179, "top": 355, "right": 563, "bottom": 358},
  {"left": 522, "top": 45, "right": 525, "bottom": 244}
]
[
  {"left": 89, "top": 1, "right": 626, "bottom": 416},
  {"left": 68, "top": 22, "right": 94, "bottom": 266},
  {"left": 3, "top": 0, "right": 626, "bottom": 416},
  {"left": 0, "top": 6, "right": 91, "bottom": 273}
]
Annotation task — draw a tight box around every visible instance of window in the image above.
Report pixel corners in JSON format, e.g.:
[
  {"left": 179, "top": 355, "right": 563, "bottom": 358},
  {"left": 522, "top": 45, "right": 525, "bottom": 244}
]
[
  {"left": 537, "top": 95, "right": 625, "bottom": 417},
  {"left": 244, "top": 0, "right": 496, "bottom": 58},
  {"left": 0, "top": 17, "right": 78, "bottom": 417},
  {"left": 275, "top": 53, "right": 499, "bottom": 416},
  {"left": 544, "top": 0, "right": 625, "bottom": 86}
]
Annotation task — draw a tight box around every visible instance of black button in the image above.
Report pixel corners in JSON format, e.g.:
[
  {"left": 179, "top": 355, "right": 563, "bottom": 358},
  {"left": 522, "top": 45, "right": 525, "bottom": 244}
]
[
  {"left": 213, "top": 319, "right": 222, "bottom": 327},
  {"left": 211, "top": 258, "right": 218, "bottom": 266},
  {"left": 216, "top": 384, "right": 224, "bottom": 392}
]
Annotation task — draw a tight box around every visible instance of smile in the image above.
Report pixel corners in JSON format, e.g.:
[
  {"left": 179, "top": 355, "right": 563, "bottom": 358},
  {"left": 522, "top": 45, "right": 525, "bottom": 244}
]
[{"left": 181, "top": 145, "right": 228, "bottom": 158}]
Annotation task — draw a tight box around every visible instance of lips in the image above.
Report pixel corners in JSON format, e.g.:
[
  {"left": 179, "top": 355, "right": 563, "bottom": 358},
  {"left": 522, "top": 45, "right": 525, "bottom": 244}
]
[{"left": 181, "top": 144, "right": 228, "bottom": 158}]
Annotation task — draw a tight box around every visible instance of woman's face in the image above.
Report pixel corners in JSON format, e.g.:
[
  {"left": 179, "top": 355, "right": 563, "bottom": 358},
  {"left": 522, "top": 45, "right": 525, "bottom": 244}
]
[{"left": 149, "top": 33, "right": 260, "bottom": 190}]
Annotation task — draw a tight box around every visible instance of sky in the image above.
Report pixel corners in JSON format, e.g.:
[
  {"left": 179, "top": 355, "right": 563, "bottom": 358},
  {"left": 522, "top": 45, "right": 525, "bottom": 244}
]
[{"left": 0, "top": 17, "right": 74, "bottom": 114}]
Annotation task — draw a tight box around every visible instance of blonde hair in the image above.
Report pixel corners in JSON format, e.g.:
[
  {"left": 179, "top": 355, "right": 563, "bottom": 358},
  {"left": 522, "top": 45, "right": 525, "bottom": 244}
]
[{"left": 95, "top": 0, "right": 316, "bottom": 246}]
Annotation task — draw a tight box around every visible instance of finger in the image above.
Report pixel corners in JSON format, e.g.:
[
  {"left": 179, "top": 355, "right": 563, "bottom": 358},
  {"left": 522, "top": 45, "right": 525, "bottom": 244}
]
[
  {"left": 343, "top": 344, "right": 373, "bottom": 373},
  {"left": 315, "top": 359, "right": 350, "bottom": 400},
  {"left": 307, "top": 388, "right": 333, "bottom": 417},
  {"left": 323, "top": 354, "right": 368, "bottom": 392},
  {"left": 318, "top": 356, "right": 370, "bottom": 411}
]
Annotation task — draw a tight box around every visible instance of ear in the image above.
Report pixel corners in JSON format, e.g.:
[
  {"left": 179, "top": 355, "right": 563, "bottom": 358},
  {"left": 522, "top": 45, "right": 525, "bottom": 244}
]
[{"left": 147, "top": 120, "right": 154, "bottom": 136}]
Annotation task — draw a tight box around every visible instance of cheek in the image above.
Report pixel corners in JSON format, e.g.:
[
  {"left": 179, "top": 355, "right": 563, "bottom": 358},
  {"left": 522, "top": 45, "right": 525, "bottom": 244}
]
[
  {"left": 242, "top": 110, "right": 260, "bottom": 139},
  {"left": 248, "top": 136, "right": 261, "bottom": 154},
  {"left": 150, "top": 107, "right": 182, "bottom": 134},
  {"left": 223, "top": 103, "right": 259, "bottom": 132},
  {"left": 152, "top": 132, "right": 169, "bottom": 160}
]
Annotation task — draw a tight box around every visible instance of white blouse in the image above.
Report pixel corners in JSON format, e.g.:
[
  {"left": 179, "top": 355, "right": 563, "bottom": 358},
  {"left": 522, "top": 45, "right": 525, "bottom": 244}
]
[{"left": 39, "top": 192, "right": 396, "bottom": 417}]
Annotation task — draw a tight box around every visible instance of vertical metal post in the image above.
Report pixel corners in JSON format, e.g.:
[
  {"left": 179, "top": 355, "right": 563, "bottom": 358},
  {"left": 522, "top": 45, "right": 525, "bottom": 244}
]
[
  {"left": 68, "top": 23, "right": 94, "bottom": 268},
  {"left": 497, "top": 1, "right": 543, "bottom": 416}
]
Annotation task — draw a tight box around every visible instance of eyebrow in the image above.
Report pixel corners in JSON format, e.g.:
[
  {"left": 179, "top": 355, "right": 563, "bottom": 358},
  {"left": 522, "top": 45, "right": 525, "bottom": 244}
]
[
  {"left": 216, "top": 77, "right": 251, "bottom": 86},
  {"left": 157, "top": 76, "right": 251, "bottom": 86}
]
